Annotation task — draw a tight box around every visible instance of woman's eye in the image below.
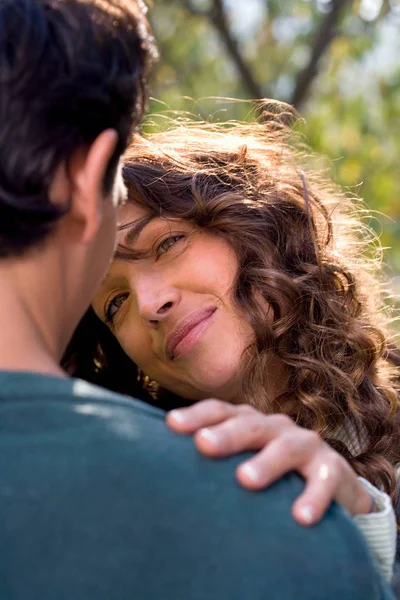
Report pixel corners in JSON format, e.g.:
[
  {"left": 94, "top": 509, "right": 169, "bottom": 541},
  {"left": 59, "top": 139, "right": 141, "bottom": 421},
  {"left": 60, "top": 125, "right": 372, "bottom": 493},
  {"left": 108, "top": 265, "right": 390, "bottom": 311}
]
[
  {"left": 156, "top": 235, "right": 185, "bottom": 257},
  {"left": 105, "top": 292, "right": 129, "bottom": 323}
]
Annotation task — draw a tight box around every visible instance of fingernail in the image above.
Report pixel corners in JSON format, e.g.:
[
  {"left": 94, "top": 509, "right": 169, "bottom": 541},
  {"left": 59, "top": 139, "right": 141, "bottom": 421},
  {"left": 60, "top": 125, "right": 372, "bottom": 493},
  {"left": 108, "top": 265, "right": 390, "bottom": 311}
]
[
  {"left": 298, "top": 505, "right": 314, "bottom": 524},
  {"left": 168, "top": 410, "right": 186, "bottom": 424},
  {"left": 239, "top": 463, "right": 260, "bottom": 483},
  {"left": 198, "top": 428, "right": 220, "bottom": 447}
]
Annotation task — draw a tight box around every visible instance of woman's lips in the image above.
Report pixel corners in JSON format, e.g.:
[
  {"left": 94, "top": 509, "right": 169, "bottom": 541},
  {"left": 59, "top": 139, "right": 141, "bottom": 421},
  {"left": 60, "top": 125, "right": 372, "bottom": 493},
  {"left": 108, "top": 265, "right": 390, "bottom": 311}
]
[{"left": 165, "top": 308, "right": 216, "bottom": 360}]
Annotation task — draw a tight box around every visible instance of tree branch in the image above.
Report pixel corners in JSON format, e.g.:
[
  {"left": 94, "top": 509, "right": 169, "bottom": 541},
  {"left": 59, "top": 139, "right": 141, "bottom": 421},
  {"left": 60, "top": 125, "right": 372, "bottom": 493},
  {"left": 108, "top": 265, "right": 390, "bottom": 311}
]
[
  {"left": 290, "top": 0, "right": 351, "bottom": 109},
  {"left": 181, "top": 0, "right": 264, "bottom": 99},
  {"left": 180, "top": 0, "right": 207, "bottom": 17},
  {"left": 210, "top": 0, "right": 263, "bottom": 99}
]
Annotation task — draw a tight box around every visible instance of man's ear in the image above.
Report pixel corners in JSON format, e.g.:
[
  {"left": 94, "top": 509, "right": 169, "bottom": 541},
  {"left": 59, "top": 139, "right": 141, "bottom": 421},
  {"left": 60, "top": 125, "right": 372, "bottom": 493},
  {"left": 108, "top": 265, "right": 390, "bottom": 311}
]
[{"left": 54, "top": 129, "right": 119, "bottom": 245}]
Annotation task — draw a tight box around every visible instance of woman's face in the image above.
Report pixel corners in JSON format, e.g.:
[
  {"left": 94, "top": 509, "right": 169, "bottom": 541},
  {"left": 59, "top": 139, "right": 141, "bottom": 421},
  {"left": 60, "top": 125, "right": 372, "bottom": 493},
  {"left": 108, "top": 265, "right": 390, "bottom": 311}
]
[{"left": 92, "top": 201, "right": 255, "bottom": 402}]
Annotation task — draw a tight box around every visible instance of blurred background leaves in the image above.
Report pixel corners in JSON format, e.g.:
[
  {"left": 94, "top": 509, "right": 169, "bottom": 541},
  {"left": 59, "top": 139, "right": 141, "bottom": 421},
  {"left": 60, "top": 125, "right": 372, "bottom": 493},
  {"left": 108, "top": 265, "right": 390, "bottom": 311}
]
[{"left": 145, "top": 0, "right": 400, "bottom": 282}]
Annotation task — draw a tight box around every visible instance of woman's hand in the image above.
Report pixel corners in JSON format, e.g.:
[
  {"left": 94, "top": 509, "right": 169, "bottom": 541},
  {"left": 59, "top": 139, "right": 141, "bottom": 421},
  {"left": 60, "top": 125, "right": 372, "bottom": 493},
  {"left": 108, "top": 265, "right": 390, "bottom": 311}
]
[{"left": 166, "top": 400, "right": 373, "bottom": 526}]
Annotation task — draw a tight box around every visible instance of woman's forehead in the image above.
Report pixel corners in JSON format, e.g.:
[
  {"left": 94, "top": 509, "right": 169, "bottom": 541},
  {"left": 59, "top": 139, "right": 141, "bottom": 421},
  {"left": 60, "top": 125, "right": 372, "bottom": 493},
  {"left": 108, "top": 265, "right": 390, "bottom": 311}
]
[
  {"left": 118, "top": 201, "right": 148, "bottom": 227},
  {"left": 118, "top": 201, "right": 185, "bottom": 233}
]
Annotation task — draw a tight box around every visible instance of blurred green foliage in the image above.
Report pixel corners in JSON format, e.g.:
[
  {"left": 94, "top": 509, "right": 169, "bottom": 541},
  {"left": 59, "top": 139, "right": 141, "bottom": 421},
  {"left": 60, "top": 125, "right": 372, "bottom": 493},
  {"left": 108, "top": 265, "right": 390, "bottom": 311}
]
[{"left": 145, "top": 0, "right": 400, "bottom": 286}]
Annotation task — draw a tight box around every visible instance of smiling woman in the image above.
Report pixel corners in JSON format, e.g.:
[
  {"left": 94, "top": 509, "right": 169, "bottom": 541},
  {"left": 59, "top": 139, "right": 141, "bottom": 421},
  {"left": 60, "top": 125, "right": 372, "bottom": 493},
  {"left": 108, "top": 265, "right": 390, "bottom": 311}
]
[
  {"left": 92, "top": 201, "right": 257, "bottom": 403},
  {"left": 63, "top": 103, "right": 400, "bottom": 581}
]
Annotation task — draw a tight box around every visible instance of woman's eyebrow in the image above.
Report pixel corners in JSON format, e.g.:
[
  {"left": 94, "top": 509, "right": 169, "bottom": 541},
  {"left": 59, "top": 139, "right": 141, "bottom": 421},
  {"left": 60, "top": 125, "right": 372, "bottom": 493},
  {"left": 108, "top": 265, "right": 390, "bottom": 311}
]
[{"left": 118, "top": 214, "right": 156, "bottom": 246}]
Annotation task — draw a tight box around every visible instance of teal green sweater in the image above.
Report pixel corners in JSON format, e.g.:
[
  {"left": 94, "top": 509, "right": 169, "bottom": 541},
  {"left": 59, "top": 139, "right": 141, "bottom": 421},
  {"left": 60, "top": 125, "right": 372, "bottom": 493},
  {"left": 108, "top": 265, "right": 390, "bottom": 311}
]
[{"left": 0, "top": 372, "right": 394, "bottom": 599}]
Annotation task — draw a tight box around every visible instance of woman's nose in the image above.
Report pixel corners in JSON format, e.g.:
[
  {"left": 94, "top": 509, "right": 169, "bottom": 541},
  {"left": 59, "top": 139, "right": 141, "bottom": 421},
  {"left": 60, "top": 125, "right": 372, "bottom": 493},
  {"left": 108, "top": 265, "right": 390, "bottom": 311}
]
[{"left": 136, "top": 283, "right": 180, "bottom": 325}]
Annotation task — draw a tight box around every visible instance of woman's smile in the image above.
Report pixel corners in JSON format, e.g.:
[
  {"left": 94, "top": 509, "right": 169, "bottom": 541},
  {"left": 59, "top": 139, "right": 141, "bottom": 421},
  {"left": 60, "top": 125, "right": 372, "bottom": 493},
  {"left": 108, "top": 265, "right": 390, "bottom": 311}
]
[{"left": 165, "top": 307, "right": 217, "bottom": 360}]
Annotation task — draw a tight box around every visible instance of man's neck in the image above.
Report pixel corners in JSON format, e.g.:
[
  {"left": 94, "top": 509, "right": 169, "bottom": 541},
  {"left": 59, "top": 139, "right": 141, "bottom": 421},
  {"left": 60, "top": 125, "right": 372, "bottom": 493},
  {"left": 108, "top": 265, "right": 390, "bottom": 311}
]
[
  {"left": 0, "top": 258, "right": 68, "bottom": 378},
  {"left": 0, "top": 318, "right": 66, "bottom": 378}
]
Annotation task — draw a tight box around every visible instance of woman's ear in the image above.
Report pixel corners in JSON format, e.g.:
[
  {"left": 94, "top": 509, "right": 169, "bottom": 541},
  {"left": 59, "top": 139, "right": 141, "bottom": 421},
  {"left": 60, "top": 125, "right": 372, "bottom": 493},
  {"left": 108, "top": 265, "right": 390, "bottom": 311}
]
[{"left": 52, "top": 129, "right": 119, "bottom": 245}]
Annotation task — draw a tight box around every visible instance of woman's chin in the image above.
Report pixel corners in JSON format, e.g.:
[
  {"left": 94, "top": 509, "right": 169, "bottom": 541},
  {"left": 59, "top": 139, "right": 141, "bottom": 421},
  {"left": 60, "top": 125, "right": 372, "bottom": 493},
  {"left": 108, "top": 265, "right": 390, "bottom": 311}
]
[
  {"left": 153, "top": 346, "right": 245, "bottom": 402},
  {"left": 166, "top": 372, "right": 240, "bottom": 403}
]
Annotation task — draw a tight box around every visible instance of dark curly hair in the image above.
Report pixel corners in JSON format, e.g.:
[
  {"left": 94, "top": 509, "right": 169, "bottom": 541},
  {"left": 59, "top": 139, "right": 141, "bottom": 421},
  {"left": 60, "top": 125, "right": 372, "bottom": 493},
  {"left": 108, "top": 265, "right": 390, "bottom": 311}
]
[{"left": 64, "top": 103, "right": 400, "bottom": 500}]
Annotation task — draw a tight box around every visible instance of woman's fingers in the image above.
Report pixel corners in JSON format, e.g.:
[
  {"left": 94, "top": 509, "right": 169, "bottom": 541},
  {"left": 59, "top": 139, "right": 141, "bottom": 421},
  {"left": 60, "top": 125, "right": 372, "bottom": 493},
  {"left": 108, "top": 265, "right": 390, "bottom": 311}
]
[
  {"left": 291, "top": 458, "right": 342, "bottom": 526},
  {"left": 194, "top": 413, "right": 275, "bottom": 457},
  {"left": 195, "top": 413, "right": 313, "bottom": 459},
  {"left": 167, "top": 400, "right": 372, "bottom": 525},
  {"left": 291, "top": 453, "right": 372, "bottom": 525},
  {"left": 166, "top": 399, "right": 253, "bottom": 434},
  {"left": 235, "top": 429, "right": 321, "bottom": 488}
]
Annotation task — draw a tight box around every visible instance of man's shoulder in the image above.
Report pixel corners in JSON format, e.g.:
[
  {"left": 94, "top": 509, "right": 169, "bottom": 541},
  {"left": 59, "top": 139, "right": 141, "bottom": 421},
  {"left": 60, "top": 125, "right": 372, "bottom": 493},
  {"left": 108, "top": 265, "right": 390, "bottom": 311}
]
[
  {"left": 0, "top": 371, "right": 269, "bottom": 522},
  {"left": 0, "top": 370, "right": 178, "bottom": 461},
  {"left": 0, "top": 371, "right": 292, "bottom": 512},
  {"left": 0, "top": 372, "right": 390, "bottom": 600},
  {"left": 68, "top": 377, "right": 166, "bottom": 422},
  {"left": 0, "top": 370, "right": 165, "bottom": 421}
]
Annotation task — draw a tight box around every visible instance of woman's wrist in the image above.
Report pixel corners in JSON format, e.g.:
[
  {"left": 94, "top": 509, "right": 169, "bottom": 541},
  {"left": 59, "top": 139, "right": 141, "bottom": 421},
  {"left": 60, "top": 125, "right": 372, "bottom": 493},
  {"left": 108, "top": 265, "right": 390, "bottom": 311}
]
[
  {"left": 352, "top": 477, "right": 390, "bottom": 516},
  {"left": 352, "top": 478, "right": 396, "bottom": 581},
  {"left": 352, "top": 481, "right": 376, "bottom": 515},
  {"left": 367, "top": 493, "right": 378, "bottom": 513}
]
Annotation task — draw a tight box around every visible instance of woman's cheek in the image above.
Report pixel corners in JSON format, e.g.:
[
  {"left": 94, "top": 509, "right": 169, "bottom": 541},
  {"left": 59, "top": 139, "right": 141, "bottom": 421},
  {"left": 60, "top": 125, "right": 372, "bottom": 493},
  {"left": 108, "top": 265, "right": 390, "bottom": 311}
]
[{"left": 119, "top": 331, "right": 153, "bottom": 370}]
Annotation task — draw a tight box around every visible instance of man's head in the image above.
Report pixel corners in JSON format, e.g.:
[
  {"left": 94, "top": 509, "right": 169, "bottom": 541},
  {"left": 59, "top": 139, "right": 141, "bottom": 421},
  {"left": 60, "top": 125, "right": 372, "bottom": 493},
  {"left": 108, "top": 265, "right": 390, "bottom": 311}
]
[{"left": 0, "top": 0, "right": 157, "bottom": 359}]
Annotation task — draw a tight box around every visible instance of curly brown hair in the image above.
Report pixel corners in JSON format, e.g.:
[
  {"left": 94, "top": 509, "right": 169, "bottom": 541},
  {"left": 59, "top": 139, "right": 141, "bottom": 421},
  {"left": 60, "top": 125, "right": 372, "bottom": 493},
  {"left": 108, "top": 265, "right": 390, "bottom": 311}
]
[{"left": 64, "top": 102, "right": 400, "bottom": 500}]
